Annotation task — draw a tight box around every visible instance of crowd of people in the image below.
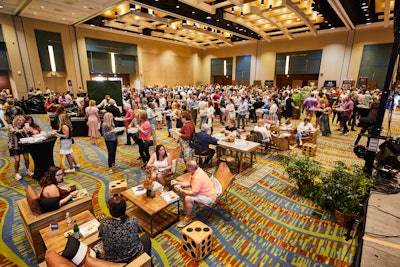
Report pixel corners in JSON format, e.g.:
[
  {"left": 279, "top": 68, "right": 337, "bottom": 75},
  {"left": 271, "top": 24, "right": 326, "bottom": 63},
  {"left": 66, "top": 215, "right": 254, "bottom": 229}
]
[{"left": 2, "top": 83, "right": 399, "bottom": 265}]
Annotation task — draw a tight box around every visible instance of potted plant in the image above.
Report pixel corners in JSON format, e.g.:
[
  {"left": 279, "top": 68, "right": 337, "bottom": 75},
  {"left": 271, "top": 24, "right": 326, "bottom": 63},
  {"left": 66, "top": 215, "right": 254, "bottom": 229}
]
[
  {"left": 313, "top": 161, "right": 374, "bottom": 226},
  {"left": 282, "top": 155, "right": 321, "bottom": 197}
]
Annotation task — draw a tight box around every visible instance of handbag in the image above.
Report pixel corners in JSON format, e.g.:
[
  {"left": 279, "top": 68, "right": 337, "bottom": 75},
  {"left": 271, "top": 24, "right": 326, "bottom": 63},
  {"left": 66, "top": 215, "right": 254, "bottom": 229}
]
[{"left": 144, "top": 140, "right": 154, "bottom": 147}]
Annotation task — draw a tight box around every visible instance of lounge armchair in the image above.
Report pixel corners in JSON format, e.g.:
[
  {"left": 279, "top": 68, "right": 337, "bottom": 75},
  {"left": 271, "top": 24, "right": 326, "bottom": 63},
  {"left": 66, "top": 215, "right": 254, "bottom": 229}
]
[{"left": 17, "top": 185, "right": 93, "bottom": 262}]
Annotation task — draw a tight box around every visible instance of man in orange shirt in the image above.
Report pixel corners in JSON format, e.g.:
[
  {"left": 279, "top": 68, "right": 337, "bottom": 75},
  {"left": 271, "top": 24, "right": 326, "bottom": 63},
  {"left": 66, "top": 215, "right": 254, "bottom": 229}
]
[{"left": 172, "top": 160, "right": 217, "bottom": 227}]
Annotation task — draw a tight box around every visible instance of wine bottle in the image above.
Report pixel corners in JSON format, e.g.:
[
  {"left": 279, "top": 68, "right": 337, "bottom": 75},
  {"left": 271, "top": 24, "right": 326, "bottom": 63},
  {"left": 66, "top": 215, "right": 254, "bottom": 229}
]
[{"left": 73, "top": 220, "right": 80, "bottom": 239}]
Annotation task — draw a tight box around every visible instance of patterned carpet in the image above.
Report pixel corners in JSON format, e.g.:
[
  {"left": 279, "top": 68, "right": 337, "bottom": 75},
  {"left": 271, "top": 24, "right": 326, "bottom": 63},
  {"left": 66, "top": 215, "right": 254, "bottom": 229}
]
[{"left": 1, "top": 111, "right": 399, "bottom": 267}]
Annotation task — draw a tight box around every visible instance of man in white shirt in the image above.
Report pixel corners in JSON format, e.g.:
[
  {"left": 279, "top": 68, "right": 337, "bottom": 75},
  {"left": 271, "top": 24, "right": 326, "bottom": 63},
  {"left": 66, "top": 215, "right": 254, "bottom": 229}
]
[{"left": 295, "top": 118, "right": 315, "bottom": 146}]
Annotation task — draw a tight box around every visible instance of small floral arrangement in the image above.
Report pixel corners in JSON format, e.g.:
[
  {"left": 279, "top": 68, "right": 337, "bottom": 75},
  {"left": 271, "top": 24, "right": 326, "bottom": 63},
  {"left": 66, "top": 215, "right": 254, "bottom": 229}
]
[{"left": 143, "top": 179, "right": 153, "bottom": 190}]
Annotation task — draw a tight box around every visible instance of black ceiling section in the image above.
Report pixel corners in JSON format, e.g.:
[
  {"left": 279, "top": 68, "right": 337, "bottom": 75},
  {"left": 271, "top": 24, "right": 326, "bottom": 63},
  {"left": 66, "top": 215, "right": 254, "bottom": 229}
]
[{"left": 312, "top": 0, "right": 345, "bottom": 29}]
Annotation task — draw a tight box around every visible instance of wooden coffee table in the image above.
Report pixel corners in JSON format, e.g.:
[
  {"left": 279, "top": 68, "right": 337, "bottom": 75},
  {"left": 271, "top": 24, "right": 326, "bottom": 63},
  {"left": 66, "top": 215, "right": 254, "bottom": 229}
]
[
  {"left": 39, "top": 210, "right": 100, "bottom": 253},
  {"left": 122, "top": 188, "right": 180, "bottom": 237}
]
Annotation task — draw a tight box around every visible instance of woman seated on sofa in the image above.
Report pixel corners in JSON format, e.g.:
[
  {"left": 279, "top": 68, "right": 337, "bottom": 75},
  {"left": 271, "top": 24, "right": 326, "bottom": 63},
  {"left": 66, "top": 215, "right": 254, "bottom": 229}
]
[
  {"left": 99, "top": 194, "right": 151, "bottom": 264},
  {"left": 39, "top": 166, "right": 78, "bottom": 208},
  {"left": 145, "top": 144, "right": 172, "bottom": 186}
]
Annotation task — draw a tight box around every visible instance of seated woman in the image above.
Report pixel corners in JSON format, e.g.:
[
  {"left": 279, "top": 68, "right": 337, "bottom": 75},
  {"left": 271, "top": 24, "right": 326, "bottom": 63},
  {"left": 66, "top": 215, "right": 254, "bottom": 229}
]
[
  {"left": 25, "top": 115, "right": 42, "bottom": 135},
  {"left": 221, "top": 118, "right": 240, "bottom": 138},
  {"left": 98, "top": 194, "right": 151, "bottom": 264},
  {"left": 39, "top": 166, "right": 78, "bottom": 207},
  {"left": 145, "top": 144, "right": 172, "bottom": 186},
  {"left": 253, "top": 119, "right": 271, "bottom": 142},
  {"left": 295, "top": 118, "right": 315, "bottom": 146}
]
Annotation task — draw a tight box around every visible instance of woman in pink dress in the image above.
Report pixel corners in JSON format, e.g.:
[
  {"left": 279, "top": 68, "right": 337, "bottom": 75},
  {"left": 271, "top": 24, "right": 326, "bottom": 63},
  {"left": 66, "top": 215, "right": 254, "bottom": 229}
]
[{"left": 85, "top": 100, "right": 101, "bottom": 145}]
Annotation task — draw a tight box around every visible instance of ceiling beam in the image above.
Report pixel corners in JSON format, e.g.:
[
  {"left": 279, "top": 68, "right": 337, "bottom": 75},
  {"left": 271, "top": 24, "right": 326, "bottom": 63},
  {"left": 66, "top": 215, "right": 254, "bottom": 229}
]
[
  {"left": 178, "top": 0, "right": 216, "bottom": 14},
  {"left": 182, "top": 25, "right": 234, "bottom": 46},
  {"left": 283, "top": 0, "right": 317, "bottom": 36},
  {"left": 250, "top": 6, "right": 292, "bottom": 40},
  {"left": 151, "top": 31, "right": 208, "bottom": 49},
  {"left": 326, "top": 0, "right": 355, "bottom": 30},
  {"left": 224, "top": 12, "right": 271, "bottom": 41}
]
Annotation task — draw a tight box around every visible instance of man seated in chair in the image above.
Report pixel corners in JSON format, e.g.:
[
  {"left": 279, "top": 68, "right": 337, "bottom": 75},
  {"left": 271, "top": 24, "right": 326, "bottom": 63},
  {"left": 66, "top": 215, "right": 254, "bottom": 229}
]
[
  {"left": 171, "top": 160, "right": 217, "bottom": 228},
  {"left": 295, "top": 118, "right": 315, "bottom": 146},
  {"left": 196, "top": 124, "right": 218, "bottom": 168}
]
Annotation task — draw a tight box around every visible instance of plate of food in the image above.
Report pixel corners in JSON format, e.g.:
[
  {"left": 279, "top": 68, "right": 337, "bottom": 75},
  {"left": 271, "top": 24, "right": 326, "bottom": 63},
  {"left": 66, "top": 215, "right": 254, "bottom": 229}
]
[{"left": 64, "top": 230, "right": 74, "bottom": 238}]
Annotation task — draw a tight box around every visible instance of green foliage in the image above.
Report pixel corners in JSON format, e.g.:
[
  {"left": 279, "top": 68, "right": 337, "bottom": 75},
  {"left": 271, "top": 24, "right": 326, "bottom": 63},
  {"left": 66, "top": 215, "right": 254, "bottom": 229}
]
[
  {"left": 282, "top": 155, "right": 322, "bottom": 186},
  {"left": 313, "top": 161, "right": 375, "bottom": 214}
]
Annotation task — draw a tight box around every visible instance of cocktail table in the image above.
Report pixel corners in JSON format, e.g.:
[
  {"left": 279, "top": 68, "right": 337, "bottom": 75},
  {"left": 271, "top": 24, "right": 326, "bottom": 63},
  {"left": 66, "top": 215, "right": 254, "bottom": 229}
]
[
  {"left": 39, "top": 210, "right": 100, "bottom": 253},
  {"left": 122, "top": 188, "right": 180, "bottom": 237}
]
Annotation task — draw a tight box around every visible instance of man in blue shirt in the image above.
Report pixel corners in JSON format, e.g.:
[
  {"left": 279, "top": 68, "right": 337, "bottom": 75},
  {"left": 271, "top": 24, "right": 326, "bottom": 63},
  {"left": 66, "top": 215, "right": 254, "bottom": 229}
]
[{"left": 196, "top": 124, "right": 218, "bottom": 168}]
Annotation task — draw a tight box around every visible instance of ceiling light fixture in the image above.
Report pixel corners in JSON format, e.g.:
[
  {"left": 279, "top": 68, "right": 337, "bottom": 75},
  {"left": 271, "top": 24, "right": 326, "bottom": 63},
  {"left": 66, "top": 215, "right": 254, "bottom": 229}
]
[
  {"left": 0, "top": 4, "right": 3, "bottom": 9},
  {"left": 261, "top": 0, "right": 264, "bottom": 5},
  {"left": 206, "top": 15, "right": 211, "bottom": 19},
  {"left": 269, "top": 5, "right": 272, "bottom": 10}
]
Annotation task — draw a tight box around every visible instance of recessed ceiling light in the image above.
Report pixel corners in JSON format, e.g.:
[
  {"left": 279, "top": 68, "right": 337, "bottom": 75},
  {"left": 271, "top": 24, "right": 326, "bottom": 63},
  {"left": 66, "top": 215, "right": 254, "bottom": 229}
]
[
  {"left": 33, "top": 12, "right": 37, "bottom": 15},
  {"left": 365, "top": 13, "right": 369, "bottom": 16},
  {"left": 206, "top": 15, "right": 211, "bottom": 19},
  {"left": 0, "top": 5, "right": 3, "bottom": 9},
  {"left": 176, "top": 5, "right": 180, "bottom": 8},
  {"left": 192, "top": 10, "right": 195, "bottom": 14},
  {"left": 90, "top": 24, "right": 95, "bottom": 27},
  {"left": 40, "top": 6, "right": 44, "bottom": 9}
]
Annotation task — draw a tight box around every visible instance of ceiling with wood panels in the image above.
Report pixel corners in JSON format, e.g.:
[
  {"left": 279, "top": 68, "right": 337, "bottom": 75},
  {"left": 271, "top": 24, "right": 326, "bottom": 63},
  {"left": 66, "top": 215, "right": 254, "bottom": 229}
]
[{"left": 0, "top": 0, "right": 396, "bottom": 49}]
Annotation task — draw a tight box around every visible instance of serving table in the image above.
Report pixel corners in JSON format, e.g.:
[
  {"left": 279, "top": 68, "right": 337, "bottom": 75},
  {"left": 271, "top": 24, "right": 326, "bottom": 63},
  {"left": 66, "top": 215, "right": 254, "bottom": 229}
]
[{"left": 217, "top": 139, "right": 260, "bottom": 174}]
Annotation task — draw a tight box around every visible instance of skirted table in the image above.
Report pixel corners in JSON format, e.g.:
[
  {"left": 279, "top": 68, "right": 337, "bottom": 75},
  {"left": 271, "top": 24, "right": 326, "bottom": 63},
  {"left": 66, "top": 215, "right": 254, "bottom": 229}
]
[{"left": 23, "top": 136, "right": 57, "bottom": 181}]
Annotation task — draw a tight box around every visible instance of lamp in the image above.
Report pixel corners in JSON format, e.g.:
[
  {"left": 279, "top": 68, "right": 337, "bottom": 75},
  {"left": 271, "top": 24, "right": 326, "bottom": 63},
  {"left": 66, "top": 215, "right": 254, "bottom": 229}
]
[{"left": 48, "top": 45, "right": 56, "bottom": 73}]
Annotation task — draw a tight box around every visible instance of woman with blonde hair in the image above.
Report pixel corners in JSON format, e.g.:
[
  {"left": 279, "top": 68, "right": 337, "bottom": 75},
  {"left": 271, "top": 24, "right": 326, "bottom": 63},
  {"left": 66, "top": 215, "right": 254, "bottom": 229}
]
[
  {"left": 8, "top": 115, "right": 32, "bottom": 180},
  {"left": 86, "top": 99, "right": 101, "bottom": 145},
  {"left": 102, "top": 112, "right": 119, "bottom": 173},
  {"left": 55, "top": 114, "right": 80, "bottom": 173}
]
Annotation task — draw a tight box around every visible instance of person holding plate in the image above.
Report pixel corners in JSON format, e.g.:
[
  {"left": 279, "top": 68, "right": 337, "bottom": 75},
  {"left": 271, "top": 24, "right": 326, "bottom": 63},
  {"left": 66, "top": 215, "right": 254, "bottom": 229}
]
[
  {"left": 145, "top": 144, "right": 172, "bottom": 186},
  {"left": 102, "top": 112, "right": 119, "bottom": 173}
]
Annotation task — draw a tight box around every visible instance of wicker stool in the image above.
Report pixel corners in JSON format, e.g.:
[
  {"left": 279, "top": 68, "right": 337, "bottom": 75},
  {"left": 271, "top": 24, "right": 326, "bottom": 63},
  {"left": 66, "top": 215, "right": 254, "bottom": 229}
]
[
  {"left": 182, "top": 221, "right": 214, "bottom": 261},
  {"left": 302, "top": 143, "right": 317, "bottom": 157},
  {"left": 109, "top": 179, "right": 127, "bottom": 197}
]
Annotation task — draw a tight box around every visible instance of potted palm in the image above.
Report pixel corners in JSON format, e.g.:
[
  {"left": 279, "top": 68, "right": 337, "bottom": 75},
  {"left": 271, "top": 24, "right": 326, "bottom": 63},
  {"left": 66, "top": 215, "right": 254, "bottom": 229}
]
[
  {"left": 313, "top": 161, "right": 374, "bottom": 226},
  {"left": 282, "top": 155, "right": 321, "bottom": 197}
]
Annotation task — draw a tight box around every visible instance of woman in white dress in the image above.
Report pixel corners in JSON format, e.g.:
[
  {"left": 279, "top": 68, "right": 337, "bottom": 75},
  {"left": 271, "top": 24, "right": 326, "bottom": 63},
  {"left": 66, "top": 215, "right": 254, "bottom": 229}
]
[
  {"left": 226, "top": 98, "right": 236, "bottom": 121},
  {"left": 206, "top": 100, "right": 215, "bottom": 134}
]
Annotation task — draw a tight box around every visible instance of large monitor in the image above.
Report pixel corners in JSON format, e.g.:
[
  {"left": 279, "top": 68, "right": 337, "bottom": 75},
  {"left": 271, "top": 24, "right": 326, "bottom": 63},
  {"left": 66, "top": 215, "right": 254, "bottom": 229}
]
[{"left": 86, "top": 80, "right": 123, "bottom": 106}]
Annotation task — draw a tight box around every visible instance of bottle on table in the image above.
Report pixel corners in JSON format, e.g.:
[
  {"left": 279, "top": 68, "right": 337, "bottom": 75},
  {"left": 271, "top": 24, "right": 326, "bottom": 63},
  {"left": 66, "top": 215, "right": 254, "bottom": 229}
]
[
  {"left": 73, "top": 220, "right": 80, "bottom": 239},
  {"left": 66, "top": 212, "right": 72, "bottom": 226}
]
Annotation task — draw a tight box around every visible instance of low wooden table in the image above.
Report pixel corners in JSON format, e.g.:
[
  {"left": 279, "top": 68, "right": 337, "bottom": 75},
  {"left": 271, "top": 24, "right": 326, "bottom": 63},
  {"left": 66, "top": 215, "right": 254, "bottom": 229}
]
[
  {"left": 122, "top": 188, "right": 180, "bottom": 237},
  {"left": 39, "top": 210, "right": 100, "bottom": 254}
]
